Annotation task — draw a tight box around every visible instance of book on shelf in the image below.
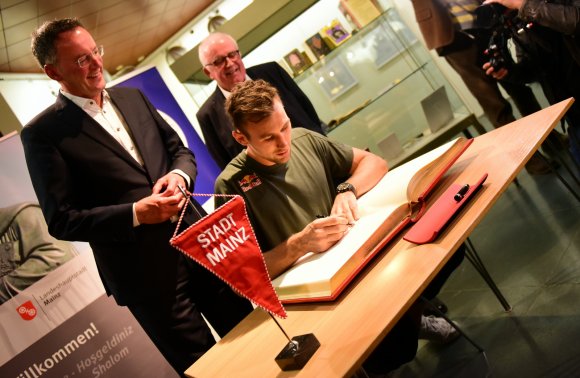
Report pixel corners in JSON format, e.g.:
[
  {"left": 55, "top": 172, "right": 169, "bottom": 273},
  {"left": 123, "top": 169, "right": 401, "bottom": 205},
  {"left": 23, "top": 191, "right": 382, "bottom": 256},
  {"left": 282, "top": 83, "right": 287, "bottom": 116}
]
[
  {"left": 339, "top": 0, "right": 382, "bottom": 29},
  {"left": 271, "top": 137, "right": 473, "bottom": 303},
  {"left": 321, "top": 19, "right": 351, "bottom": 48}
]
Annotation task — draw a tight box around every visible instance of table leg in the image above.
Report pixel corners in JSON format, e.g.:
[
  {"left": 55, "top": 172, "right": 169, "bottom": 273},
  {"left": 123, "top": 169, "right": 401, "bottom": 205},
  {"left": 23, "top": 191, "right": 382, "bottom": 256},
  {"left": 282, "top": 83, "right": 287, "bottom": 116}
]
[{"left": 465, "top": 238, "right": 512, "bottom": 312}]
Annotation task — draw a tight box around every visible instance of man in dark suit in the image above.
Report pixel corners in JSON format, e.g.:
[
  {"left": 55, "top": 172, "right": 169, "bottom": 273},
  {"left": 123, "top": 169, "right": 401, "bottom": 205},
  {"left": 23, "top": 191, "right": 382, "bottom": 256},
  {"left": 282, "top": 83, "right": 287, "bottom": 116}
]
[
  {"left": 21, "top": 18, "right": 252, "bottom": 376},
  {"left": 196, "top": 32, "right": 326, "bottom": 169}
]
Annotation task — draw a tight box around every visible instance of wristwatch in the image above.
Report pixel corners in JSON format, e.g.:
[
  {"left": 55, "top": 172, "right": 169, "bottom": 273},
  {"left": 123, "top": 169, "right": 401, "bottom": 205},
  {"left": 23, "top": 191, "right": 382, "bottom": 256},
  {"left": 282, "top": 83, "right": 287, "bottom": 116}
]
[{"left": 336, "top": 182, "right": 357, "bottom": 197}]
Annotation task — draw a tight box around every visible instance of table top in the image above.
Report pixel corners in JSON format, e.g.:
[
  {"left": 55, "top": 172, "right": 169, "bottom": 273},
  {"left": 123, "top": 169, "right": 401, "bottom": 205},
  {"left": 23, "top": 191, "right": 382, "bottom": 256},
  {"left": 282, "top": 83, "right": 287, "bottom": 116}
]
[{"left": 185, "top": 99, "right": 573, "bottom": 378}]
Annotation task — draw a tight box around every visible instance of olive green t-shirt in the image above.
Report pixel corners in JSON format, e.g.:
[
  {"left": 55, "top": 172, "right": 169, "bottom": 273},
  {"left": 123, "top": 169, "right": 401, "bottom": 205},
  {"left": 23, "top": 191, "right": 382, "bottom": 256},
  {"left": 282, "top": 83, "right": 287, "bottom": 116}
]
[{"left": 214, "top": 128, "right": 353, "bottom": 251}]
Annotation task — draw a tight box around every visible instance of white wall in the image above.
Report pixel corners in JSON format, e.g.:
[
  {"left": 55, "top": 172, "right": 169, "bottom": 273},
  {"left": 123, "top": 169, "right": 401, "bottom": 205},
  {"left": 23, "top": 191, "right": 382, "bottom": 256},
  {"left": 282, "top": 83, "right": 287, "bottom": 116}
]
[{"left": 0, "top": 74, "right": 60, "bottom": 127}]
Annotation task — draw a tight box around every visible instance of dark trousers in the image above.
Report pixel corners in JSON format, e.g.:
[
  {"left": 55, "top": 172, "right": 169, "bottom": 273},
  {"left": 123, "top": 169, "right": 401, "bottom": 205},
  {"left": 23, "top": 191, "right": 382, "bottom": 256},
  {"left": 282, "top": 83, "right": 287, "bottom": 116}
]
[
  {"left": 445, "top": 43, "right": 515, "bottom": 128},
  {"left": 127, "top": 254, "right": 253, "bottom": 376},
  {"left": 363, "top": 314, "right": 419, "bottom": 374}
]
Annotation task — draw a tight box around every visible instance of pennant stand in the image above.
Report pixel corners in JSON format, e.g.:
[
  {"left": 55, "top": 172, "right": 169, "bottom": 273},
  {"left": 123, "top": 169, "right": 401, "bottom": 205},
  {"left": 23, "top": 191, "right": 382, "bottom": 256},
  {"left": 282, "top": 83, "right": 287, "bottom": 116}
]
[
  {"left": 269, "top": 313, "right": 320, "bottom": 370},
  {"left": 174, "top": 187, "right": 319, "bottom": 371}
]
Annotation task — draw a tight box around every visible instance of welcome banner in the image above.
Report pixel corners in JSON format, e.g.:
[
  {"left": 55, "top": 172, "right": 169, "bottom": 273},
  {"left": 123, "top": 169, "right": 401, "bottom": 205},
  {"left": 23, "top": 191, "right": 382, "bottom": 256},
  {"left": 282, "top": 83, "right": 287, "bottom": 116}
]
[{"left": 0, "top": 131, "right": 177, "bottom": 376}]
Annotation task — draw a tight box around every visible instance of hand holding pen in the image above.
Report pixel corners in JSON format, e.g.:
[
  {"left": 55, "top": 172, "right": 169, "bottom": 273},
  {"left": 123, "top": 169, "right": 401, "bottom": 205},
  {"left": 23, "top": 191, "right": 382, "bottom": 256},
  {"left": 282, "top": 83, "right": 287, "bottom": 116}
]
[
  {"left": 302, "top": 215, "right": 352, "bottom": 253},
  {"left": 330, "top": 193, "right": 360, "bottom": 224}
]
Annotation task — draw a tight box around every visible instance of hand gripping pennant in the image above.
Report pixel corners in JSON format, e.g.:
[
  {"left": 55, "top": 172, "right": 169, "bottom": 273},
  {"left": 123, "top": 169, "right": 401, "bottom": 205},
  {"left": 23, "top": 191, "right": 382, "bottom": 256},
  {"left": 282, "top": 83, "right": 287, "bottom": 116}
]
[{"left": 170, "top": 192, "right": 287, "bottom": 318}]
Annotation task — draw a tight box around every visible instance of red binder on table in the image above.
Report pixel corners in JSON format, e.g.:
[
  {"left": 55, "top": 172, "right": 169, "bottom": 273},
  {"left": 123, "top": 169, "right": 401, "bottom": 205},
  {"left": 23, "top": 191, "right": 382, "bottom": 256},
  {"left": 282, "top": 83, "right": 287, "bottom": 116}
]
[{"left": 404, "top": 174, "right": 488, "bottom": 244}]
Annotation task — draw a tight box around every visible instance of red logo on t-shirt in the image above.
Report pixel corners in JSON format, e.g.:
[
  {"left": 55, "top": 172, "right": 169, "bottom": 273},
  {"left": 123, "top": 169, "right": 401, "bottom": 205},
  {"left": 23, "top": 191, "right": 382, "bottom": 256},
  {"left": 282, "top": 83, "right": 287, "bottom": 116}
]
[
  {"left": 17, "top": 301, "right": 37, "bottom": 320},
  {"left": 238, "top": 173, "right": 262, "bottom": 192}
]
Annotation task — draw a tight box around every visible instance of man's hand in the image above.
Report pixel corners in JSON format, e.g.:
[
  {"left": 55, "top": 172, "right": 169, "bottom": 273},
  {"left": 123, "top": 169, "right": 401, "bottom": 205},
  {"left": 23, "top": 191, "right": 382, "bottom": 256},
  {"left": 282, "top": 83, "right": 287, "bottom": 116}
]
[
  {"left": 152, "top": 172, "right": 187, "bottom": 207},
  {"left": 483, "top": 62, "right": 509, "bottom": 80},
  {"left": 296, "top": 215, "right": 352, "bottom": 254},
  {"left": 330, "top": 192, "right": 360, "bottom": 224},
  {"left": 153, "top": 172, "right": 186, "bottom": 195},
  {"left": 135, "top": 191, "right": 184, "bottom": 224},
  {"left": 263, "top": 215, "right": 352, "bottom": 278},
  {"left": 136, "top": 172, "right": 188, "bottom": 224}
]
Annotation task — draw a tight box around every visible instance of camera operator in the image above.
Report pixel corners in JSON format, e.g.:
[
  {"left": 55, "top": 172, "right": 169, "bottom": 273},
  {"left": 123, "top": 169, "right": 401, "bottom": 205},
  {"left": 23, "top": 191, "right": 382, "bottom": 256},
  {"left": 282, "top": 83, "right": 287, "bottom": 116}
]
[
  {"left": 482, "top": 0, "right": 580, "bottom": 165},
  {"left": 411, "top": 0, "right": 557, "bottom": 174}
]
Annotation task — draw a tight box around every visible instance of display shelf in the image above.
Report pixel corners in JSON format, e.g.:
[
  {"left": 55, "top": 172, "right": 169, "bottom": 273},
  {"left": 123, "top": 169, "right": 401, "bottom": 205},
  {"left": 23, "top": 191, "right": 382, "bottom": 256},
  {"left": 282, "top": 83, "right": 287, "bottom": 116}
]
[{"left": 286, "top": 5, "right": 484, "bottom": 165}]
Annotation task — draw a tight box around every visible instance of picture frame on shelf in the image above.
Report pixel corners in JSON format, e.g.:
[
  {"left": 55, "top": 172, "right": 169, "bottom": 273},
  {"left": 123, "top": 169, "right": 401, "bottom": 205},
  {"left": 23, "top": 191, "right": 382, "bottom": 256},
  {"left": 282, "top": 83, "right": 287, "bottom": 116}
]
[
  {"left": 305, "top": 32, "right": 333, "bottom": 60},
  {"left": 322, "top": 19, "right": 350, "bottom": 47},
  {"left": 283, "top": 49, "right": 311, "bottom": 76},
  {"left": 313, "top": 56, "right": 358, "bottom": 101}
]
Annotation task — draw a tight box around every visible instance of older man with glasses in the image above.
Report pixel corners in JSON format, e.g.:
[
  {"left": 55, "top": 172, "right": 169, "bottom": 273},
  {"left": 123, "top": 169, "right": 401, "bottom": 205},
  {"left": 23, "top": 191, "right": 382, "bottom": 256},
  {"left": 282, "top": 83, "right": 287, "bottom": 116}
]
[{"left": 196, "top": 32, "right": 327, "bottom": 170}]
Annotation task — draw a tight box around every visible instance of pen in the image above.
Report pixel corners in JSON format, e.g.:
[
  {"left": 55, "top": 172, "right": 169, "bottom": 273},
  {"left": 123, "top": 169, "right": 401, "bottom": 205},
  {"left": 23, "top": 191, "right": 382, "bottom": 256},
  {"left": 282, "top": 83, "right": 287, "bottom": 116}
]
[
  {"left": 454, "top": 184, "right": 470, "bottom": 202},
  {"left": 316, "top": 214, "right": 355, "bottom": 226}
]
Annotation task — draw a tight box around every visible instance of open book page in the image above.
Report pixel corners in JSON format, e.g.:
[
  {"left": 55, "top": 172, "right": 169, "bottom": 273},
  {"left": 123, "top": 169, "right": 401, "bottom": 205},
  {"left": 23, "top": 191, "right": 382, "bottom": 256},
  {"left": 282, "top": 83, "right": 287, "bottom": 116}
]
[
  {"left": 359, "top": 139, "right": 465, "bottom": 215},
  {"left": 407, "top": 137, "right": 470, "bottom": 202},
  {"left": 272, "top": 138, "right": 465, "bottom": 301}
]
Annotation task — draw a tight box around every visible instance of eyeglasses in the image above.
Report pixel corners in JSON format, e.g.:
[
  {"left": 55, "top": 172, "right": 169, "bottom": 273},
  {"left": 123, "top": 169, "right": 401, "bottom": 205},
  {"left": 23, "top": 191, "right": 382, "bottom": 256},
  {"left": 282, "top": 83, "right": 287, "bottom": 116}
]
[
  {"left": 77, "top": 45, "right": 104, "bottom": 68},
  {"left": 205, "top": 50, "right": 240, "bottom": 68}
]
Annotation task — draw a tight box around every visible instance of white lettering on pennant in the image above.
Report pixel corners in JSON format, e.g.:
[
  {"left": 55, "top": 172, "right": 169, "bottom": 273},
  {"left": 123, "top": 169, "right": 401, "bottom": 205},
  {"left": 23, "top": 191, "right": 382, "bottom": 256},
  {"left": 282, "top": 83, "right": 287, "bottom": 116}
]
[
  {"left": 197, "top": 213, "right": 237, "bottom": 248},
  {"left": 205, "top": 227, "right": 251, "bottom": 266}
]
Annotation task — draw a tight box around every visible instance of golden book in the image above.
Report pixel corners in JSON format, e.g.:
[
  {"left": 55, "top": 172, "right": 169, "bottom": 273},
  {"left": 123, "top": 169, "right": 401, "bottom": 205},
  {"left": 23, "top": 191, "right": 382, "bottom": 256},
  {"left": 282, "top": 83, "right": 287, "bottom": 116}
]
[{"left": 272, "top": 137, "right": 473, "bottom": 303}]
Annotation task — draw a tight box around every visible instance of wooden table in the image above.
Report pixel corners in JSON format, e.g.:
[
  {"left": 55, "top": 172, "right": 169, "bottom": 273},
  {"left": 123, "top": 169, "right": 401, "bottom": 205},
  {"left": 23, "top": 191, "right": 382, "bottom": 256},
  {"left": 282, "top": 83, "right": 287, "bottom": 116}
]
[{"left": 186, "top": 99, "right": 573, "bottom": 378}]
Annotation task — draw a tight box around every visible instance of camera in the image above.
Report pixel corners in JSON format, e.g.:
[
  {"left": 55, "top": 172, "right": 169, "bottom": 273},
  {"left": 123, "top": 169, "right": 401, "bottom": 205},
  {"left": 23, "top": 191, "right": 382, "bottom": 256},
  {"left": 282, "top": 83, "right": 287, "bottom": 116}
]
[
  {"left": 485, "top": 38, "right": 510, "bottom": 71},
  {"left": 474, "top": 3, "right": 521, "bottom": 71}
]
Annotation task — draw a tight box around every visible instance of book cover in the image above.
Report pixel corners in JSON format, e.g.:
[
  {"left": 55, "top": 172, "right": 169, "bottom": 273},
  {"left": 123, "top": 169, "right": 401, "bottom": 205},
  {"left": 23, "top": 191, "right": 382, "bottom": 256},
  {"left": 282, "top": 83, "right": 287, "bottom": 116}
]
[
  {"left": 321, "top": 19, "right": 351, "bottom": 48},
  {"left": 272, "top": 137, "right": 473, "bottom": 303},
  {"left": 339, "top": 0, "right": 382, "bottom": 29},
  {"left": 305, "top": 32, "right": 334, "bottom": 60}
]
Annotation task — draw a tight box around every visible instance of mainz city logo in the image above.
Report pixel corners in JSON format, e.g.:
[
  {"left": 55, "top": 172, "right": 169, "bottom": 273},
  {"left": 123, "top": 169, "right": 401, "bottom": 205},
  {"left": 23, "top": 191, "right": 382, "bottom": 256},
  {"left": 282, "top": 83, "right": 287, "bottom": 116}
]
[{"left": 17, "top": 300, "right": 37, "bottom": 320}]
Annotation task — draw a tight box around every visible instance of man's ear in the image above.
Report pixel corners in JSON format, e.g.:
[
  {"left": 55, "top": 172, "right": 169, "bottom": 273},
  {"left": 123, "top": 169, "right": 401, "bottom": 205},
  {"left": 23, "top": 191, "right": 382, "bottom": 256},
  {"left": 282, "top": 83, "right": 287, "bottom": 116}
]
[
  {"left": 202, "top": 66, "right": 212, "bottom": 78},
  {"left": 232, "top": 129, "right": 249, "bottom": 146},
  {"left": 44, "top": 64, "right": 61, "bottom": 81}
]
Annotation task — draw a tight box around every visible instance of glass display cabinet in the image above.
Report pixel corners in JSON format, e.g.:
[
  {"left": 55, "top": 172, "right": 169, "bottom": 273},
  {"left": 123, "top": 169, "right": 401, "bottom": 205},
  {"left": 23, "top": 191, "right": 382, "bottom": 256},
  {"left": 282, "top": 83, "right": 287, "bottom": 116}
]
[{"left": 292, "top": 7, "right": 485, "bottom": 167}]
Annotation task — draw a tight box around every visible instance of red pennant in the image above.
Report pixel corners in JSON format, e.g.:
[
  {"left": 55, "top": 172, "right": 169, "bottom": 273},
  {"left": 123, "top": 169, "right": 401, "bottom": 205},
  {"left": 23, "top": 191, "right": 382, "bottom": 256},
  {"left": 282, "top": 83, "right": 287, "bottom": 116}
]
[{"left": 170, "top": 195, "right": 286, "bottom": 318}]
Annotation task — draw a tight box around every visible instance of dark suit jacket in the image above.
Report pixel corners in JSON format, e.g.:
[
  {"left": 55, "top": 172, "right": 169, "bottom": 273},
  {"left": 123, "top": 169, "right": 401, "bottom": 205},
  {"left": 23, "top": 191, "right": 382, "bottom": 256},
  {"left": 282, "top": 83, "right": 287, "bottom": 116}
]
[
  {"left": 196, "top": 61, "right": 325, "bottom": 169},
  {"left": 21, "top": 87, "right": 198, "bottom": 305}
]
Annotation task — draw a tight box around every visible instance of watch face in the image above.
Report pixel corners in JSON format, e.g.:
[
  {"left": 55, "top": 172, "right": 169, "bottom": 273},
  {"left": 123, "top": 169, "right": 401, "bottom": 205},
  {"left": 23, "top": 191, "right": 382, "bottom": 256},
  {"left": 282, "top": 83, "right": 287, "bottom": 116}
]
[{"left": 337, "top": 182, "right": 354, "bottom": 193}]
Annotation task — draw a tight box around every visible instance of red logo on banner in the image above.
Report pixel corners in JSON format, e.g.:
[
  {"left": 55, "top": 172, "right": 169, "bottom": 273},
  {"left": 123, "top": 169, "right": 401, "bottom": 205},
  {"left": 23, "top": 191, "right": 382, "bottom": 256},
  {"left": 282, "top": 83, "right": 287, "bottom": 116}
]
[
  {"left": 170, "top": 195, "right": 286, "bottom": 318},
  {"left": 17, "top": 301, "right": 37, "bottom": 321}
]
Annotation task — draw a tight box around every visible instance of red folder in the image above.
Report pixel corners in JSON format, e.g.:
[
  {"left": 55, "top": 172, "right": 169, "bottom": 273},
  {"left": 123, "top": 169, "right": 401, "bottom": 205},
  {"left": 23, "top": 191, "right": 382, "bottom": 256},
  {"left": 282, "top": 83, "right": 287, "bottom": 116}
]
[{"left": 403, "top": 173, "right": 488, "bottom": 244}]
